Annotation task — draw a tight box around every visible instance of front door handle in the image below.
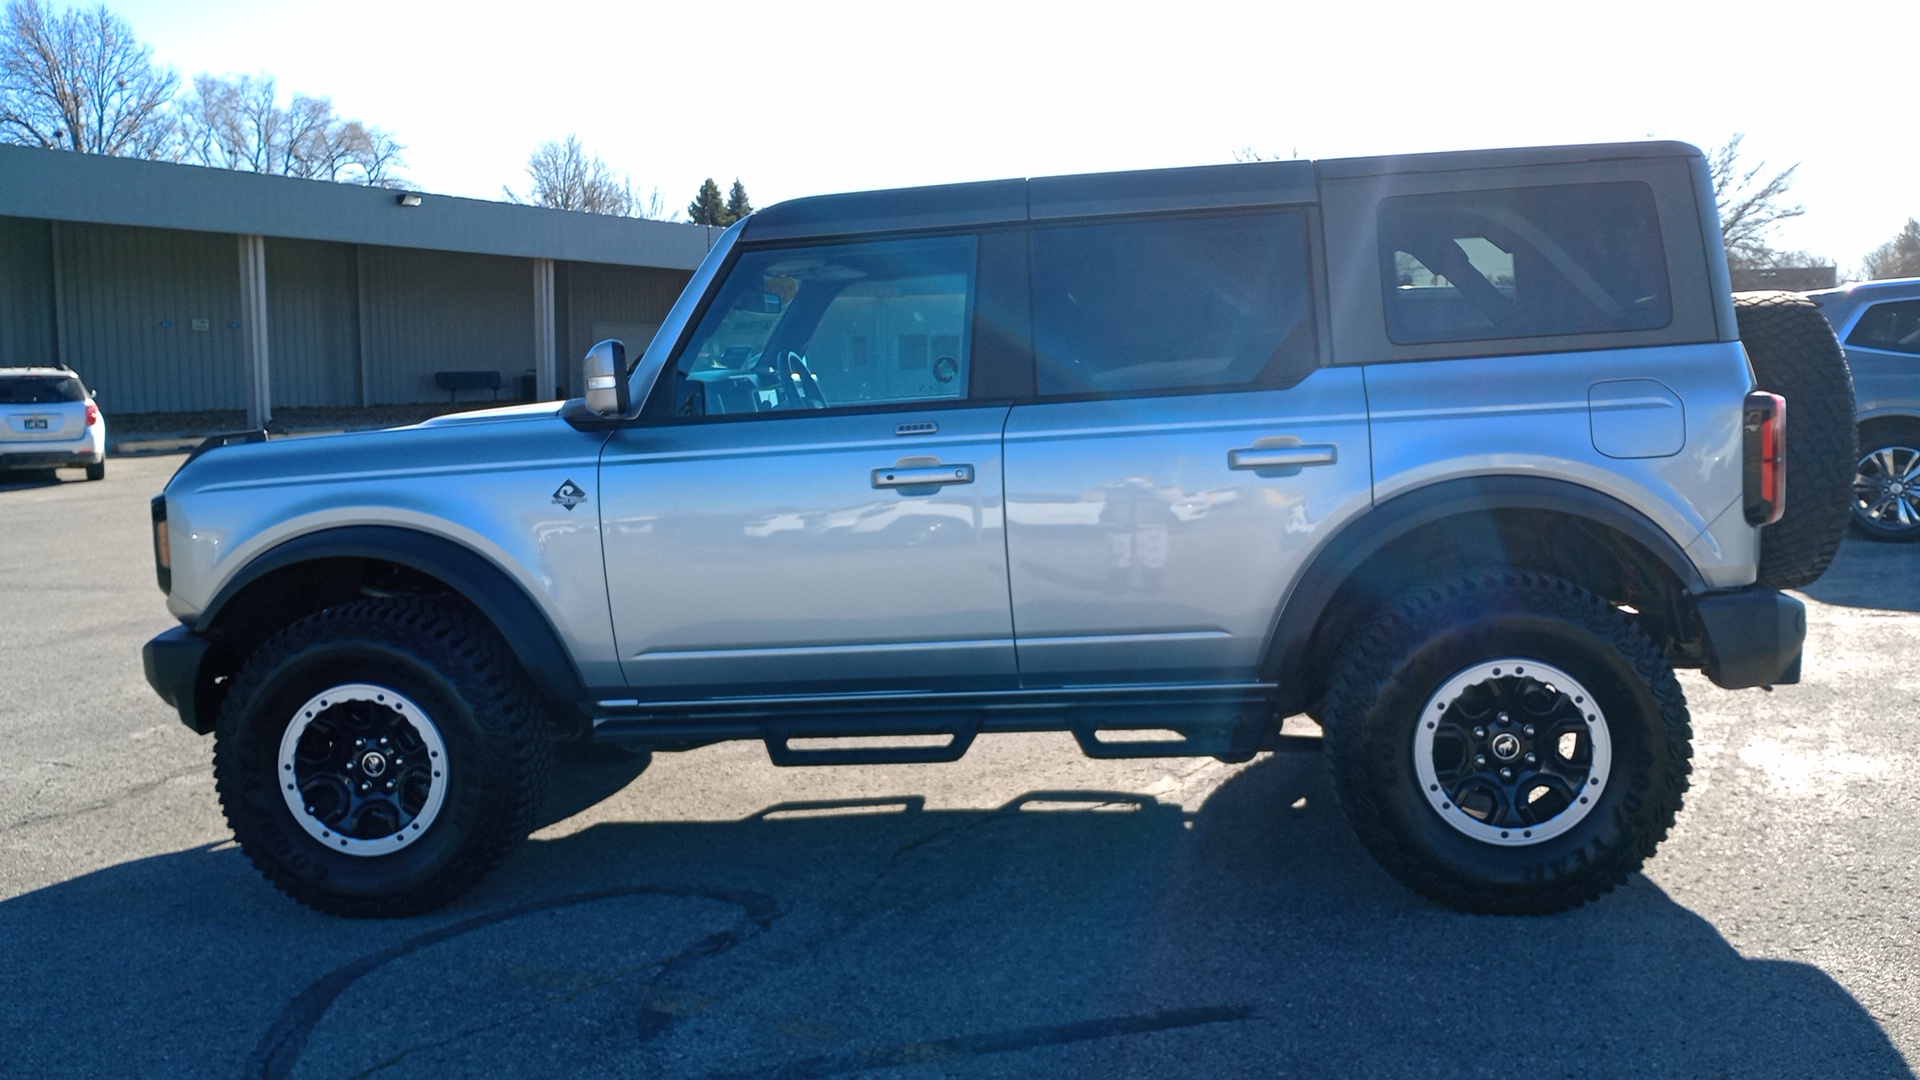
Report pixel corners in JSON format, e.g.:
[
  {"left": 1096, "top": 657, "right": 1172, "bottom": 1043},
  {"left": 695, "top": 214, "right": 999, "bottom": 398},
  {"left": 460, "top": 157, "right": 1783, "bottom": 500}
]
[
  {"left": 872, "top": 463, "right": 975, "bottom": 489},
  {"left": 1228, "top": 443, "right": 1337, "bottom": 471}
]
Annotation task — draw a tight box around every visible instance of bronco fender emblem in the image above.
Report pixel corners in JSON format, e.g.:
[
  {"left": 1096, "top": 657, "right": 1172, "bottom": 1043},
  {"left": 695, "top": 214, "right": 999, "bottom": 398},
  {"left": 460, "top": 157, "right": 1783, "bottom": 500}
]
[{"left": 551, "top": 479, "right": 588, "bottom": 510}]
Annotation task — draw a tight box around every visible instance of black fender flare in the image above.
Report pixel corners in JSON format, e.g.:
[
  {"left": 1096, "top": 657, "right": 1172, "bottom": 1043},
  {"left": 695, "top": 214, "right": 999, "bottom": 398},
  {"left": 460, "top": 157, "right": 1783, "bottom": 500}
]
[
  {"left": 199, "top": 525, "right": 588, "bottom": 707},
  {"left": 1261, "top": 476, "right": 1707, "bottom": 712}
]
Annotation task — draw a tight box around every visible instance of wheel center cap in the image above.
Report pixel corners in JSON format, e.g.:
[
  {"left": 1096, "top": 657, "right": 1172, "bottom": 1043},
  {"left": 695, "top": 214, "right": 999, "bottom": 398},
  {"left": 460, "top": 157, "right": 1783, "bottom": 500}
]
[
  {"left": 360, "top": 751, "right": 389, "bottom": 777},
  {"left": 1490, "top": 732, "right": 1522, "bottom": 761}
]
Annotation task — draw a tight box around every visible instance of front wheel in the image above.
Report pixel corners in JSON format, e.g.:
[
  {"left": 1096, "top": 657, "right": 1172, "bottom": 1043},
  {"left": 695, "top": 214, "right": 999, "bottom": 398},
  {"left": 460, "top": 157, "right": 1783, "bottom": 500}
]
[
  {"left": 213, "top": 598, "right": 551, "bottom": 917},
  {"left": 1323, "top": 572, "right": 1691, "bottom": 914}
]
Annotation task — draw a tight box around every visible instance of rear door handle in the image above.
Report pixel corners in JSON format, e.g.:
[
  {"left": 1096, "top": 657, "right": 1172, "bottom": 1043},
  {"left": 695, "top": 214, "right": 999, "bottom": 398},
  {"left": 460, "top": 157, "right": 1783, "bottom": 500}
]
[
  {"left": 872, "top": 463, "right": 975, "bottom": 488},
  {"left": 1227, "top": 444, "right": 1337, "bottom": 471}
]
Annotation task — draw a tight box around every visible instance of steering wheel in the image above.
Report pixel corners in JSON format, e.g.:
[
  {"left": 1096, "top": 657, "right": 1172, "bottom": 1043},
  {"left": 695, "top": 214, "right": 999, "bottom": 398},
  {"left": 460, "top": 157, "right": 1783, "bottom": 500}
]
[{"left": 777, "top": 350, "right": 828, "bottom": 409}]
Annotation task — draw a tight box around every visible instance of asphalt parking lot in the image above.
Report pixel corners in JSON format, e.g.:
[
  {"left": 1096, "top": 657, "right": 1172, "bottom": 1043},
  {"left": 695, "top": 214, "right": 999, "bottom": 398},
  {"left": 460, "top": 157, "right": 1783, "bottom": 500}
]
[{"left": 2, "top": 453, "right": 1916, "bottom": 1080}]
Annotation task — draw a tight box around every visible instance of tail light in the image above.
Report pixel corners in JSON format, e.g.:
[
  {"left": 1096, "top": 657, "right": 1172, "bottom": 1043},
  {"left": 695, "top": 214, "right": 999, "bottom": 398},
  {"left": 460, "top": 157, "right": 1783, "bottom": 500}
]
[
  {"left": 1743, "top": 391, "right": 1786, "bottom": 526},
  {"left": 84, "top": 401, "right": 99, "bottom": 426}
]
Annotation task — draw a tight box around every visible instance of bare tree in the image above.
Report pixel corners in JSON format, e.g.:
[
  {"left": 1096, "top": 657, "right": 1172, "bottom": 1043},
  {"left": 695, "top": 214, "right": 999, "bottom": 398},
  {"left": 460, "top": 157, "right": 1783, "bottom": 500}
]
[
  {"left": 175, "top": 72, "right": 406, "bottom": 185},
  {"left": 507, "top": 135, "right": 660, "bottom": 217},
  {"left": 0, "top": 0, "right": 175, "bottom": 156},
  {"left": 1861, "top": 219, "right": 1920, "bottom": 281},
  {"left": 1710, "top": 133, "right": 1808, "bottom": 270}
]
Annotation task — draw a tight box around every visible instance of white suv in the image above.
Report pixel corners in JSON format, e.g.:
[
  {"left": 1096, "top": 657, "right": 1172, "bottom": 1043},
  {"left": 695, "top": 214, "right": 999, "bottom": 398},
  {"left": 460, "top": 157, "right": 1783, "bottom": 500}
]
[{"left": 0, "top": 366, "right": 106, "bottom": 481}]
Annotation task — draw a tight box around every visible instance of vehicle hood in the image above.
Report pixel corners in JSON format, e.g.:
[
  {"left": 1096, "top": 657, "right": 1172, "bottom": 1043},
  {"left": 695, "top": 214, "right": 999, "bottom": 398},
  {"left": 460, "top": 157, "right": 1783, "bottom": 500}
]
[
  {"left": 410, "top": 401, "right": 566, "bottom": 427},
  {"left": 164, "top": 404, "right": 589, "bottom": 496}
]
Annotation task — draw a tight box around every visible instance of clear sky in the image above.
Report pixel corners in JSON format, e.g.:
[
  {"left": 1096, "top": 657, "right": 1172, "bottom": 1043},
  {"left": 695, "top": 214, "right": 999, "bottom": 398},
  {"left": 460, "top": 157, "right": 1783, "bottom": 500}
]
[{"left": 106, "top": 0, "right": 1917, "bottom": 275}]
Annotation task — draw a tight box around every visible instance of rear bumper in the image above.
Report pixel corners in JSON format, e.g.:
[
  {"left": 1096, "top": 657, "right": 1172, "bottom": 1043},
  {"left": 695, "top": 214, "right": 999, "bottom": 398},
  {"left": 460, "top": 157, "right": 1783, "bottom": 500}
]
[
  {"left": 143, "top": 625, "right": 214, "bottom": 734},
  {"left": 1695, "top": 585, "right": 1806, "bottom": 689},
  {"left": 0, "top": 446, "right": 101, "bottom": 469}
]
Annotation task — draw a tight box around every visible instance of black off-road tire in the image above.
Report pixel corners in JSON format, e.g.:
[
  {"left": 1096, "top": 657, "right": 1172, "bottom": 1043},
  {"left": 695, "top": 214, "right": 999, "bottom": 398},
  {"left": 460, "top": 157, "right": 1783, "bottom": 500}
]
[
  {"left": 1323, "top": 572, "right": 1691, "bottom": 915},
  {"left": 1851, "top": 419, "right": 1920, "bottom": 542},
  {"left": 213, "top": 597, "right": 552, "bottom": 917},
  {"left": 1734, "top": 291, "right": 1856, "bottom": 587}
]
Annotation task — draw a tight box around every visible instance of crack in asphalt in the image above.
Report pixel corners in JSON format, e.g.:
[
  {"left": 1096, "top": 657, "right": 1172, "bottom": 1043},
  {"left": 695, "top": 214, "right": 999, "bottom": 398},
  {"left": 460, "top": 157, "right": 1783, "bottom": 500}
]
[
  {"left": 705, "top": 1004, "right": 1260, "bottom": 1080},
  {"left": 3, "top": 764, "right": 205, "bottom": 830},
  {"left": 248, "top": 884, "right": 783, "bottom": 1080}
]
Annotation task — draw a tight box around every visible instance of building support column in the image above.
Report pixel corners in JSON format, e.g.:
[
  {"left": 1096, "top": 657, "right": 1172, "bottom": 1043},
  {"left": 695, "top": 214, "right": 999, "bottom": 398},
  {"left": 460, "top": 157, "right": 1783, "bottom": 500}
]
[
  {"left": 533, "top": 258, "right": 557, "bottom": 401},
  {"left": 239, "top": 234, "right": 272, "bottom": 429}
]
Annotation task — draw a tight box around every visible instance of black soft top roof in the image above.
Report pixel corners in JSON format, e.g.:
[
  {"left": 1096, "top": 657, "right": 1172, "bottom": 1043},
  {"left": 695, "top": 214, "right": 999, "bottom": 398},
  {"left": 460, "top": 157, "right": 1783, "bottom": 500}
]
[{"left": 741, "top": 141, "right": 1703, "bottom": 242}]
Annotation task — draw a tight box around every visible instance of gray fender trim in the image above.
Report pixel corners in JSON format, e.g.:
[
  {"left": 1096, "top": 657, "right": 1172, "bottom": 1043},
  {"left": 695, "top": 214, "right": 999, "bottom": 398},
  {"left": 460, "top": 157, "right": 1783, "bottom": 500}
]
[
  {"left": 198, "top": 525, "right": 588, "bottom": 707},
  {"left": 1262, "top": 476, "right": 1708, "bottom": 712}
]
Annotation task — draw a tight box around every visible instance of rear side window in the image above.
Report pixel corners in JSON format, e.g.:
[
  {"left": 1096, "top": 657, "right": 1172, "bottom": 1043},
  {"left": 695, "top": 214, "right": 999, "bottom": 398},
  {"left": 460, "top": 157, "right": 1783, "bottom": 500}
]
[
  {"left": 0, "top": 376, "right": 85, "bottom": 404},
  {"left": 1379, "top": 182, "right": 1673, "bottom": 346},
  {"left": 668, "top": 235, "right": 976, "bottom": 418},
  {"left": 1031, "top": 212, "right": 1316, "bottom": 396},
  {"left": 1846, "top": 299, "right": 1920, "bottom": 355}
]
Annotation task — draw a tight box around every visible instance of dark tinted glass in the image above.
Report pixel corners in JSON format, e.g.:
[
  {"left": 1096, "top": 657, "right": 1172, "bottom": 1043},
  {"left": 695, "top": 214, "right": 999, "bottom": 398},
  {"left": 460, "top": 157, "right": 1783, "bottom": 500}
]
[
  {"left": 1379, "top": 182, "right": 1672, "bottom": 345},
  {"left": 668, "top": 235, "right": 976, "bottom": 418},
  {"left": 1031, "top": 212, "right": 1316, "bottom": 396},
  {"left": 1846, "top": 299, "right": 1920, "bottom": 355},
  {"left": 0, "top": 375, "right": 85, "bottom": 404}
]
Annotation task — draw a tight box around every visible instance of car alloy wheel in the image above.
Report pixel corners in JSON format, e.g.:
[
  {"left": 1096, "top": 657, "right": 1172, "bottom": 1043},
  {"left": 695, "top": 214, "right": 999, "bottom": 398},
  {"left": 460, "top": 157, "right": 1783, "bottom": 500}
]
[{"left": 277, "top": 682, "right": 449, "bottom": 856}]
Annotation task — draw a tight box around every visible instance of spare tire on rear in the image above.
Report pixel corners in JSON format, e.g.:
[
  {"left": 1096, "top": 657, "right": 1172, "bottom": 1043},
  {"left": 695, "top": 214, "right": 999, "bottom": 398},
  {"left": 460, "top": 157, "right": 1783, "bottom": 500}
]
[{"left": 1733, "top": 291, "right": 1856, "bottom": 590}]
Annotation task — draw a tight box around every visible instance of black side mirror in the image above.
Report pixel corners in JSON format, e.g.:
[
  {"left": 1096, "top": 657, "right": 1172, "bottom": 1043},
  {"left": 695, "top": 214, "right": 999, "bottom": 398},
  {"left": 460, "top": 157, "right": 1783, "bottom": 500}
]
[{"left": 583, "top": 339, "right": 631, "bottom": 418}]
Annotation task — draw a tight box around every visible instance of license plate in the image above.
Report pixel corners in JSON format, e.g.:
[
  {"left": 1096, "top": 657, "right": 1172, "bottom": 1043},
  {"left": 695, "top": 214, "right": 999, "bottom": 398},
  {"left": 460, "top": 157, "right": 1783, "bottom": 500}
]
[{"left": 25, "top": 418, "right": 48, "bottom": 430}]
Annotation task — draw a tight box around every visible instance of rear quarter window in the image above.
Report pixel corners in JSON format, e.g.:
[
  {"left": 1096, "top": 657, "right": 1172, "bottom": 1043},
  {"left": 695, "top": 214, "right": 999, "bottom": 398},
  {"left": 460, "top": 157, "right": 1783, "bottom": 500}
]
[
  {"left": 1845, "top": 299, "right": 1920, "bottom": 355},
  {"left": 1379, "top": 182, "right": 1673, "bottom": 346}
]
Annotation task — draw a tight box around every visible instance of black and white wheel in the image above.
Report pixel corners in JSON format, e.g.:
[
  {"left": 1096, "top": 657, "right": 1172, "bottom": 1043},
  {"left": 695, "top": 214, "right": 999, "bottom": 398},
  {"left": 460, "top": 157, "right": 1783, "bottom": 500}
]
[
  {"left": 1852, "top": 423, "right": 1920, "bottom": 541},
  {"left": 214, "top": 598, "right": 551, "bottom": 917},
  {"left": 1324, "top": 573, "right": 1691, "bottom": 915}
]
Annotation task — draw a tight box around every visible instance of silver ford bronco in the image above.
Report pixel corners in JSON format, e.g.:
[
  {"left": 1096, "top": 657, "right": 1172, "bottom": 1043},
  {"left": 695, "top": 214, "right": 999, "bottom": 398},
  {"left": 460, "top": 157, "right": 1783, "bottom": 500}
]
[{"left": 142, "top": 141, "right": 1853, "bottom": 917}]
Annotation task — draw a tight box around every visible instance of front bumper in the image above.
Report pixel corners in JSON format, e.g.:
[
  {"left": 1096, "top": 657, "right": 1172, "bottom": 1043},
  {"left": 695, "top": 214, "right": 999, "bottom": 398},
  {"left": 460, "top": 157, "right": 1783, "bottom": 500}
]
[
  {"left": 143, "top": 625, "right": 214, "bottom": 734},
  {"left": 1695, "top": 585, "right": 1806, "bottom": 689}
]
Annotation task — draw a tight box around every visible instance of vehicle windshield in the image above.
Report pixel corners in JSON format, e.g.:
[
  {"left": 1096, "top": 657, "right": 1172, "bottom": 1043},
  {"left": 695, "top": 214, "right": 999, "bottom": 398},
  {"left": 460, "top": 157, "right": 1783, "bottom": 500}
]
[{"left": 0, "top": 376, "right": 85, "bottom": 404}]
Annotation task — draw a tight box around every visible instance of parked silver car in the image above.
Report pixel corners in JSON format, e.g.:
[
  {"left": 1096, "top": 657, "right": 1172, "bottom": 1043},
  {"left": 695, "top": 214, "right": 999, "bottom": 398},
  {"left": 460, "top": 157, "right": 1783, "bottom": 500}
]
[
  {"left": 143, "top": 142, "right": 1854, "bottom": 919},
  {"left": 1807, "top": 278, "right": 1920, "bottom": 539},
  {"left": 0, "top": 366, "right": 106, "bottom": 481}
]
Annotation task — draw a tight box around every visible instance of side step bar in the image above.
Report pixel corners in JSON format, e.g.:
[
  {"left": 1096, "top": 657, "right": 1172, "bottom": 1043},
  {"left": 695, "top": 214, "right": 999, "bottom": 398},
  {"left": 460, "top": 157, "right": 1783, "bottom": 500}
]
[{"left": 589, "top": 683, "right": 1321, "bottom": 766}]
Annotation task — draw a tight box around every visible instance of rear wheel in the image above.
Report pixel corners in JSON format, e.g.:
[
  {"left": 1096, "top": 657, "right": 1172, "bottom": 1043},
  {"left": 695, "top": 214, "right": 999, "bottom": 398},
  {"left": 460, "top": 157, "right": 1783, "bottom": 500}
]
[
  {"left": 1852, "top": 421, "right": 1920, "bottom": 541},
  {"left": 1324, "top": 572, "right": 1691, "bottom": 914},
  {"left": 213, "top": 597, "right": 551, "bottom": 917},
  {"left": 84, "top": 459, "right": 104, "bottom": 481}
]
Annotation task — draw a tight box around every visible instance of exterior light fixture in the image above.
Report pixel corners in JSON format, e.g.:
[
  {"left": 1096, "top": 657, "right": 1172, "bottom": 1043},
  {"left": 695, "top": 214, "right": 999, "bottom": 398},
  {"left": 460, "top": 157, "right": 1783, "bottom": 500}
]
[{"left": 395, "top": 192, "right": 423, "bottom": 207}]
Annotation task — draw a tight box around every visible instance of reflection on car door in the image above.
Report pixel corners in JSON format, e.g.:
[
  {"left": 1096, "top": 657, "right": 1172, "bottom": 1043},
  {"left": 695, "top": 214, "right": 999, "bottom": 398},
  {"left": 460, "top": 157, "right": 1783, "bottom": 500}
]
[
  {"left": 1004, "top": 376, "right": 1370, "bottom": 684},
  {"left": 1003, "top": 211, "right": 1373, "bottom": 686},
  {"left": 599, "top": 408, "right": 1014, "bottom": 696}
]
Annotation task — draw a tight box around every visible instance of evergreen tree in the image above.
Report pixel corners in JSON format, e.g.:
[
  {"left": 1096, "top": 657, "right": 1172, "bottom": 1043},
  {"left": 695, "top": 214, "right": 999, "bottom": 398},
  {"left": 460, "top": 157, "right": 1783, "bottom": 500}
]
[
  {"left": 722, "top": 178, "right": 752, "bottom": 224},
  {"left": 687, "top": 178, "right": 725, "bottom": 225}
]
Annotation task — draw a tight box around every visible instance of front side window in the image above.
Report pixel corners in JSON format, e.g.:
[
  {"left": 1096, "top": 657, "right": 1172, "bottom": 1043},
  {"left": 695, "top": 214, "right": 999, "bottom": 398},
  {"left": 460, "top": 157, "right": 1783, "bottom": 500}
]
[
  {"left": 1031, "top": 212, "right": 1317, "bottom": 396},
  {"left": 1379, "top": 182, "right": 1673, "bottom": 345},
  {"left": 1846, "top": 299, "right": 1920, "bottom": 355},
  {"left": 666, "top": 235, "right": 976, "bottom": 418}
]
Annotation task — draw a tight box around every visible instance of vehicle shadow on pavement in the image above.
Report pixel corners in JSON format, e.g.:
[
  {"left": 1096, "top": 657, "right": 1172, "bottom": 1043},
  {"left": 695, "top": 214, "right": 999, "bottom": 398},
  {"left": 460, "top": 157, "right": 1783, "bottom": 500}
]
[
  {"left": 0, "top": 468, "right": 68, "bottom": 492},
  {"left": 1, "top": 753, "right": 1909, "bottom": 1080},
  {"left": 1800, "top": 537, "right": 1920, "bottom": 612}
]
